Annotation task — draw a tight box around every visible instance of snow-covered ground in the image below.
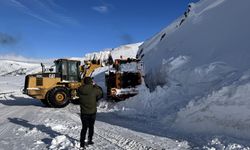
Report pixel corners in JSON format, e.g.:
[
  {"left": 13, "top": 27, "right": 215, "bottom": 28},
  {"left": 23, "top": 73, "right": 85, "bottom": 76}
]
[
  {"left": 1, "top": 71, "right": 249, "bottom": 150},
  {"left": 0, "top": 76, "right": 190, "bottom": 150},
  {"left": 1, "top": 0, "right": 250, "bottom": 149}
]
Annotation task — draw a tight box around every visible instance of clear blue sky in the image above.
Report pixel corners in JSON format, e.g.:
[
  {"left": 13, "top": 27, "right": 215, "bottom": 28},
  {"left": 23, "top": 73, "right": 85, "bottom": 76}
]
[{"left": 0, "top": 0, "right": 199, "bottom": 59}]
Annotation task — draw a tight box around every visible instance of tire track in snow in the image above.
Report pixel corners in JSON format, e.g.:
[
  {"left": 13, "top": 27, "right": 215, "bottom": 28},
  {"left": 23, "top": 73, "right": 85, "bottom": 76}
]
[
  {"left": 63, "top": 107, "right": 131, "bottom": 149},
  {"left": 0, "top": 124, "right": 11, "bottom": 139},
  {"left": 65, "top": 105, "right": 159, "bottom": 150},
  {"left": 0, "top": 96, "right": 42, "bottom": 149},
  {"left": 95, "top": 127, "right": 155, "bottom": 150},
  {"left": 0, "top": 104, "right": 26, "bottom": 123},
  {"left": 93, "top": 132, "right": 126, "bottom": 150},
  {"left": 53, "top": 105, "right": 189, "bottom": 150}
]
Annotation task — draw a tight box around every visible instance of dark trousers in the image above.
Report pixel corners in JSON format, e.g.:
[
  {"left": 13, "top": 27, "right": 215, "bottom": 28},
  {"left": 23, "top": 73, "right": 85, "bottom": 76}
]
[{"left": 80, "top": 113, "right": 96, "bottom": 144}]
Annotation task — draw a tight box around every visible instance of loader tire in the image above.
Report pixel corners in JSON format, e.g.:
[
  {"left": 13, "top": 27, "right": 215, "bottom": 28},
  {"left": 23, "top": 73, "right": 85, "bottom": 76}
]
[
  {"left": 47, "top": 87, "right": 70, "bottom": 108},
  {"left": 41, "top": 99, "right": 51, "bottom": 107},
  {"left": 70, "top": 99, "right": 80, "bottom": 105}
]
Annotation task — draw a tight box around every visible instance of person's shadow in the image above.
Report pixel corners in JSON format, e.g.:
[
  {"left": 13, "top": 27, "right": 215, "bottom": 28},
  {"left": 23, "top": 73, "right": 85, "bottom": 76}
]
[{"left": 8, "top": 117, "right": 77, "bottom": 148}]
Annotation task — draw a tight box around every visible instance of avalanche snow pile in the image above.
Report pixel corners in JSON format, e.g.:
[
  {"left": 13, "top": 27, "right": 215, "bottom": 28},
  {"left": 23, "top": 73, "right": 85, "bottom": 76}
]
[
  {"left": 83, "top": 43, "right": 142, "bottom": 64},
  {"left": 118, "top": 0, "right": 250, "bottom": 146},
  {"left": 86, "top": 43, "right": 142, "bottom": 97}
]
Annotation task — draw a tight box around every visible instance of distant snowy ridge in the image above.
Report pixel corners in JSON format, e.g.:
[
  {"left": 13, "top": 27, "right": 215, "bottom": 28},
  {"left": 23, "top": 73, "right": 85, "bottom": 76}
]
[
  {"left": 0, "top": 43, "right": 141, "bottom": 76},
  {"left": 0, "top": 54, "right": 54, "bottom": 63},
  {"left": 119, "top": 0, "right": 250, "bottom": 145},
  {"left": 0, "top": 54, "right": 54, "bottom": 76}
]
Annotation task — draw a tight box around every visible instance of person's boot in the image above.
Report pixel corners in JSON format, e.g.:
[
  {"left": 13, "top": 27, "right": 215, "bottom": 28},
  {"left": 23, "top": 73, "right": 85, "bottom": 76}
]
[
  {"left": 87, "top": 141, "right": 94, "bottom": 145},
  {"left": 80, "top": 142, "right": 85, "bottom": 149},
  {"left": 87, "top": 138, "right": 94, "bottom": 145}
]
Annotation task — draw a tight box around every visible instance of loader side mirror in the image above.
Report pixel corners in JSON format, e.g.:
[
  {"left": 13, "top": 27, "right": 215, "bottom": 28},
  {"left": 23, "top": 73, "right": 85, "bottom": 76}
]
[
  {"left": 49, "top": 68, "right": 54, "bottom": 72},
  {"left": 41, "top": 63, "right": 45, "bottom": 73}
]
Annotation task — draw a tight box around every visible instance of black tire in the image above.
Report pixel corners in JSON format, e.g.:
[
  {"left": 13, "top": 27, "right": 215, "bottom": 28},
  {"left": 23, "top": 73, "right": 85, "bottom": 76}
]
[
  {"left": 47, "top": 87, "right": 70, "bottom": 108},
  {"left": 70, "top": 99, "right": 80, "bottom": 105},
  {"left": 41, "top": 99, "right": 51, "bottom": 107}
]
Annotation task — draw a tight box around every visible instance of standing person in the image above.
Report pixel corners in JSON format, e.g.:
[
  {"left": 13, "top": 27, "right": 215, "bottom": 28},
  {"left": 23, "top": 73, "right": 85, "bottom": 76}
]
[{"left": 78, "top": 77, "right": 102, "bottom": 149}]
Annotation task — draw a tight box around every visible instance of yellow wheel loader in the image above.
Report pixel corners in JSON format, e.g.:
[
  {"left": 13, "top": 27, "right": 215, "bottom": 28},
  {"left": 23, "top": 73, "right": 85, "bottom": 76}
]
[{"left": 23, "top": 59, "right": 103, "bottom": 108}]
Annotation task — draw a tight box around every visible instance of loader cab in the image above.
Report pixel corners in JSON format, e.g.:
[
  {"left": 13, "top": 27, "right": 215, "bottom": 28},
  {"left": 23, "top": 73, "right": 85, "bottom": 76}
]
[{"left": 54, "top": 59, "right": 81, "bottom": 82}]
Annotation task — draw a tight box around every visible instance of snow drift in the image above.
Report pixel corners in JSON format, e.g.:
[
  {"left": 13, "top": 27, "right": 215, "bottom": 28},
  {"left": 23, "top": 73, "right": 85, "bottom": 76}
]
[
  {"left": 83, "top": 43, "right": 142, "bottom": 65},
  {"left": 119, "top": 0, "right": 250, "bottom": 143}
]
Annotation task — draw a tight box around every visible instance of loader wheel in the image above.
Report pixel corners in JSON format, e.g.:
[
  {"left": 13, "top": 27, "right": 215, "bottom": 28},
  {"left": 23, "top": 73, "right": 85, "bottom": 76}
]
[
  {"left": 41, "top": 99, "right": 51, "bottom": 107},
  {"left": 70, "top": 99, "right": 80, "bottom": 105},
  {"left": 47, "top": 87, "right": 70, "bottom": 108}
]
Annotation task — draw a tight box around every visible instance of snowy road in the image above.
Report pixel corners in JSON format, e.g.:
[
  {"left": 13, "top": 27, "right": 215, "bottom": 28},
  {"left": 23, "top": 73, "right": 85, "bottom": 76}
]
[{"left": 0, "top": 76, "right": 189, "bottom": 150}]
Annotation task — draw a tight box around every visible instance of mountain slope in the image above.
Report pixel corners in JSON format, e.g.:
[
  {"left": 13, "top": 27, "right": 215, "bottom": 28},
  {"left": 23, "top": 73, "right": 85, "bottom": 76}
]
[
  {"left": 0, "top": 59, "right": 43, "bottom": 76},
  {"left": 118, "top": 0, "right": 250, "bottom": 146}
]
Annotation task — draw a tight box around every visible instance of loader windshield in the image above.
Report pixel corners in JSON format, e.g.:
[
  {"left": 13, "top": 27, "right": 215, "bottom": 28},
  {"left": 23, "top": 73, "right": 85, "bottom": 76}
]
[
  {"left": 68, "top": 61, "right": 78, "bottom": 81},
  {"left": 54, "top": 59, "right": 81, "bottom": 81}
]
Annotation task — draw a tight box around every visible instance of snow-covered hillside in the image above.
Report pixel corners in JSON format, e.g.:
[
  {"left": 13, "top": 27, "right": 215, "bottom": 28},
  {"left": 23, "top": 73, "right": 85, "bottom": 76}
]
[
  {"left": 0, "top": 54, "right": 55, "bottom": 76},
  {"left": 117, "top": 0, "right": 250, "bottom": 147},
  {"left": 0, "top": 59, "right": 43, "bottom": 76}
]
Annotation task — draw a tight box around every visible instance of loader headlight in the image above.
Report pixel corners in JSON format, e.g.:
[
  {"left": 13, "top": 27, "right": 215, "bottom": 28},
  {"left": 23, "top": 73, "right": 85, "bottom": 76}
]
[{"left": 111, "top": 88, "right": 117, "bottom": 95}]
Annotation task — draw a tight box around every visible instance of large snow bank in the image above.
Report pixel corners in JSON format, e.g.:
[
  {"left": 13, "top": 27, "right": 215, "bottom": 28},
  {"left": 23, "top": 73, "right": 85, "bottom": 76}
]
[
  {"left": 119, "top": 0, "right": 250, "bottom": 144},
  {"left": 83, "top": 43, "right": 142, "bottom": 65}
]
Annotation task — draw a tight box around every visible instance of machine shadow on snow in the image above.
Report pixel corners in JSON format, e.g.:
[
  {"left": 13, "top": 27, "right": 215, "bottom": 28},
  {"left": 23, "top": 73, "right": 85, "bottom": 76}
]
[
  {"left": 7, "top": 117, "right": 77, "bottom": 148},
  {"left": 97, "top": 112, "right": 250, "bottom": 148},
  {"left": 96, "top": 112, "right": 185, "bottom": 143},
  {"left": 96, "top": 112, "right": 201, "bottom": 148},
  {"left": 0, "top": 95, "right": 43, "bottom": 107}
]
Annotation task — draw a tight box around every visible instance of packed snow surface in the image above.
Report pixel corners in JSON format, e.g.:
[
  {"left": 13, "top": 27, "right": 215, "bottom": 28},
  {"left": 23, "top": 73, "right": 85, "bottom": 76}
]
[{"left": 0, "top": 76, "right": 190, "bottom": 150}]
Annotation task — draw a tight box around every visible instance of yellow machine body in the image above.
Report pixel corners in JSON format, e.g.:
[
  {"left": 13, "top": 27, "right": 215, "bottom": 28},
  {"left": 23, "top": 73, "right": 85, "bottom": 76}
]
[{"left": 23, "top": 59, "right": 102, "bottom": 107}]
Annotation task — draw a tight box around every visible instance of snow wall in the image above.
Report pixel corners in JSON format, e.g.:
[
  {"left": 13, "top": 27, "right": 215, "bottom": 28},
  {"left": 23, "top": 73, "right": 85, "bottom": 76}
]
[
  {"left": 83, "top": 43, "right": 142, "bottom": 65},
  {"left": 119, "top": 0, "right": 250, "bottom": 142}
]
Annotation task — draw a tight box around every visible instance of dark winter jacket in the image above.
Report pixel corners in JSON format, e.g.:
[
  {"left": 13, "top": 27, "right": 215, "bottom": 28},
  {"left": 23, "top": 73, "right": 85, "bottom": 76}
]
[{"left": 78, "top": 83, "right": 102, "bottom": 115}]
